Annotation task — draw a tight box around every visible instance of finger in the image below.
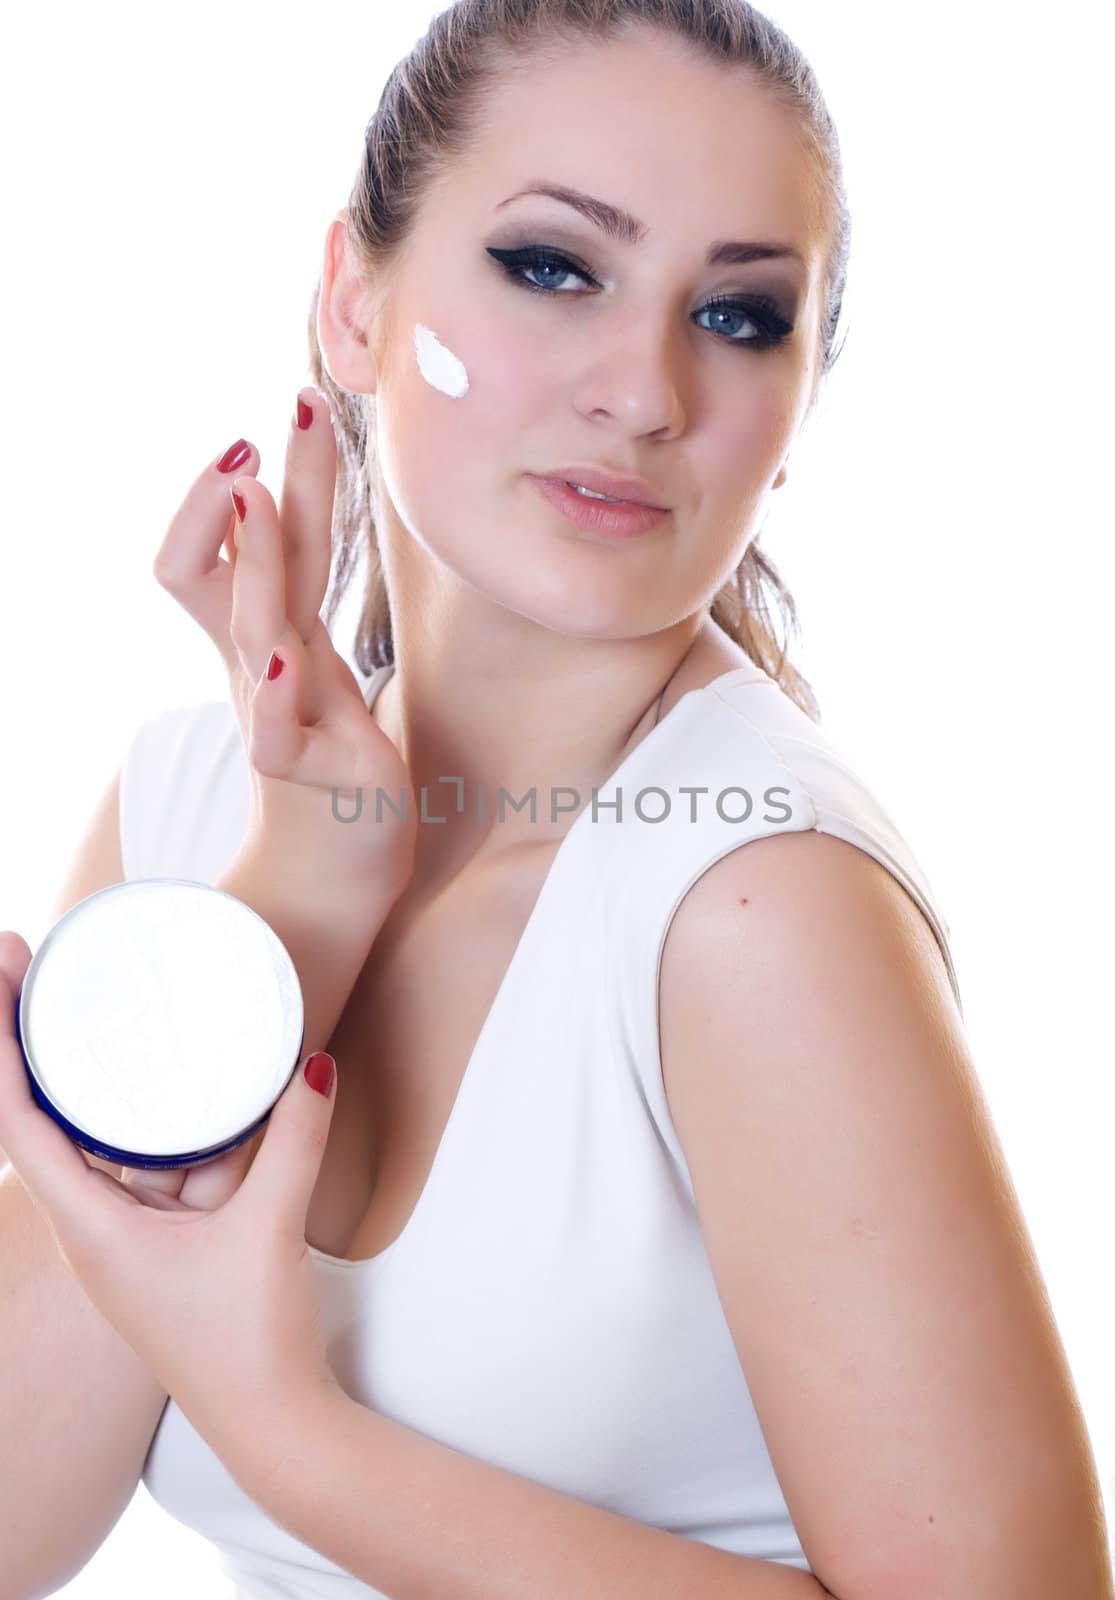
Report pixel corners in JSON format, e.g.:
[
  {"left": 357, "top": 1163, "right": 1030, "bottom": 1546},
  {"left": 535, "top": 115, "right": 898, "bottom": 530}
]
[
  {"left": 248, "top": 638, "right": 388, "bottom": 793},
  {"left": 0, "top": 962, "right": 119, "bottom": 1245},
  {"left": 119, "top": 1163, "right": 186, "bottom": 1200},
  {"left": 277, "top": 387, "right": 339, "bottom": 643},
  {"left": 175, "top": 1122, "right": 267, "bottom": 1211},
  {"left": 234, "top": 1051, "right": 336, "bottom": 1241},
  {"left": 151, "top": 439, "right": 261, "bottom": 673},
  {"left": 247, "top": 630, "right": 341, "bottom": 786},
  {"left": 0, "top": 933, "right": 31, "bottom": 1164},
  {"left": 0, "top": 930, "right": 33, "bottom": 990},
  {"left": 228, "top": 477, "right": 301, "bottom": 699},
  {"left": 118, "top": 1116, "right": 266, "bottom": 1209}
]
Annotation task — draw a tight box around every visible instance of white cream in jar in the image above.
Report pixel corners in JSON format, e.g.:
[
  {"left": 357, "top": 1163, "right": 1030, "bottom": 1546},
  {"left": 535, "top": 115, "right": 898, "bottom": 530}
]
[{"left": 16, "top": 878, "right": 304, "bottom": 1169}]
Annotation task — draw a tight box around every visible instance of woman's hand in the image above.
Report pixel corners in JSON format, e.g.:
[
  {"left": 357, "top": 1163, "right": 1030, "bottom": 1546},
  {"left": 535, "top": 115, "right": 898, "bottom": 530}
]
[
  {"left": 0, "top": 931, "right": 346, "bottom": 1459},
  {"left": 152, "top": 388, "right": 416, "bottom": 903}
]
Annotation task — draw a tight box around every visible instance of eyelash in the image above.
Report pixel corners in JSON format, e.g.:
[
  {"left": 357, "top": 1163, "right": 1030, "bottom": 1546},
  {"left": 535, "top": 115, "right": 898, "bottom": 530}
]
[{"left": 486, "top": 244, "right": 795, "bottom": 351}]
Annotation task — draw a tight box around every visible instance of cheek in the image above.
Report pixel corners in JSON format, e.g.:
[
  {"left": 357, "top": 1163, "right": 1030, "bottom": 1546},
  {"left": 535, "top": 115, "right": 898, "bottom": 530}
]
[
  {"left": 379, "top": 323, "right": 532, "bottom": 533},
  {"left": 409, "top": 320, "right": 538, "bottom": 455},
  {"left": 413, "top": 323, "right": 469, "bottom": 397},
  {"left": 711, "top": 365, "right": 798, "bottom": 479}
]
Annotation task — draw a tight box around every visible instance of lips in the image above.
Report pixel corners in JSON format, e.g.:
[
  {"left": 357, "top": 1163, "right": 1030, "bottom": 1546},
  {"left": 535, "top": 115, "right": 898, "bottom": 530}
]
[{"left": 536, "top": 466, "right": 669, "bottom": 510}]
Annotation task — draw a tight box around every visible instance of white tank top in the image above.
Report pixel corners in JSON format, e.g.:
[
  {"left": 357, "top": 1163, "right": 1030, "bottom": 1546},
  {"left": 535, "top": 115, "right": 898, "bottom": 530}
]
[{"left": 123, "top": 657, "right": 961, "bottom": 1595}]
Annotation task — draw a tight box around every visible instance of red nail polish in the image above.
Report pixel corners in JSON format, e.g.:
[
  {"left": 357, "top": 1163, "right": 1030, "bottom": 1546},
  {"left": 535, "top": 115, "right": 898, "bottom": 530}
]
[
  {"left": 217, "top": 438, "right": 251, "bottom": 474},
  {"left": 304, "top": 1052, "right": 335, "bottom": 1096},
  {"left": 296, "top": 397, "right": 313, "bottom": 430},
  {"left": 267, "top": 650, "right": 284, "bottom": 681},
  {"left": 231, "top": 489, "right": 247, "bottom": 522}
]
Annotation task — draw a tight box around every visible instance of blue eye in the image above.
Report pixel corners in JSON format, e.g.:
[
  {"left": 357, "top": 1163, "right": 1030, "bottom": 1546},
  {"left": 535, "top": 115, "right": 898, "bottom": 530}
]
[{"left": 486, "top": 244, "right": 794, "bottom": 351}]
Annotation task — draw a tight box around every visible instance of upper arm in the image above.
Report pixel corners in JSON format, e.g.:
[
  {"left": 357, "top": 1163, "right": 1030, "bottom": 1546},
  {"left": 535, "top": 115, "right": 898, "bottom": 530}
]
[{"left": 659, "top": 829, "right": 1111, "bottom": 1600}]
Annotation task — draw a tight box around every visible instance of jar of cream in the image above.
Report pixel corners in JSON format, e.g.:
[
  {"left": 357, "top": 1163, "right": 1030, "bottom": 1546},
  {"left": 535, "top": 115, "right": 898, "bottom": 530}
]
[{"left": 16, "top": 878, "right": 305, "bottom": 1171}]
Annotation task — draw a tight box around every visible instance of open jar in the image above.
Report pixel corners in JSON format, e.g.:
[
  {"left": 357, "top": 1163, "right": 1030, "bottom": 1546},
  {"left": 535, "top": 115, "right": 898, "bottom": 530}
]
[{"left": 16, "top": 878, "right": 304, "bottom": 1170}]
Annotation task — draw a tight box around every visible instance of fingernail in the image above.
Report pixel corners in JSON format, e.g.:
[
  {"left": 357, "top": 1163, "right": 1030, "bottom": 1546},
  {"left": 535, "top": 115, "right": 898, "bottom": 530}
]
[
  {"left": 304, "top": 1052, "right": 335, "bottom": 1096},
  {"left": 266, "top": 649, "right": 284, "bottom": 682},
  {"left": 217, "top": 438, "right": 251, "bottom": 474},
  {"left": 231, "top": 488, "right": 247, "bottom": 522},
  {"left": 296, "top": 396, "right": 313, "bottom": 431}
]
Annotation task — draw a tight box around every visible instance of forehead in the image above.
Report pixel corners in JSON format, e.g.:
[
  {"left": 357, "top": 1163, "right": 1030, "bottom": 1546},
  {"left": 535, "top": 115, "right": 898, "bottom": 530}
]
[{"left": 454, "top": 27, "right": 824, "bottom": 261}]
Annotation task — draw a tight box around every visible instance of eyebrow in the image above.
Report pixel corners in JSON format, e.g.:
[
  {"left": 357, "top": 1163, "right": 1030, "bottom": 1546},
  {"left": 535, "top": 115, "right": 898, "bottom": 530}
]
[{"left": 495, "top": 181, "right": 807, "bottom": 271}]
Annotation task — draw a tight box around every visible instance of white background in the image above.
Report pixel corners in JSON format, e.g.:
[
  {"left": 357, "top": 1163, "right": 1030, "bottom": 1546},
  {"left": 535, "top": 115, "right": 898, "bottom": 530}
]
[{"left": 1, "top": 1, "right": 1111, "bottom": 1593}]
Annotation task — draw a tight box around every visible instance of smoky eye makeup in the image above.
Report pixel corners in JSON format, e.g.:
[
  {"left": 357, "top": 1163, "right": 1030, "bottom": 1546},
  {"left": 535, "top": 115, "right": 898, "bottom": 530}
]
[{"left": 484, "top": 239, "right": 799, "bottom": 350}]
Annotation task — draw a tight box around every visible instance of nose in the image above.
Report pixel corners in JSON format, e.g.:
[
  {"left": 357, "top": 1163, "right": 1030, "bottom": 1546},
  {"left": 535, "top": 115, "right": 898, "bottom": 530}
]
[{"left": 570, "top": 305, "right": 686, "bottom": 438}]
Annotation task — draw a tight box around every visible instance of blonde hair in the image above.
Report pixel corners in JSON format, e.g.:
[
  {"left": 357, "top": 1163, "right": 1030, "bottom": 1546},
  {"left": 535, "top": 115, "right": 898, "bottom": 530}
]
[{"left": 310, "top": 0, "right": 851, "bottom": 722}]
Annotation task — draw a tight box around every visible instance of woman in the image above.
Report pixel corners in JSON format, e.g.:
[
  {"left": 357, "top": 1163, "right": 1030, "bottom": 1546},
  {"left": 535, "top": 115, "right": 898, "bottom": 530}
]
[{"left": 1, "top": 2, "right": 1110, "bottom": 1597}]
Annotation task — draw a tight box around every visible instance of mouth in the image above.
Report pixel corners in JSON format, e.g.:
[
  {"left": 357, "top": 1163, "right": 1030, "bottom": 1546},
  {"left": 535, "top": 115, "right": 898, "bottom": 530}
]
[
  {"left": 526, "top": 474, "right": 670, "bottom": 539},
  {"left": 534, "top": 467, "right": 670, "bottom": 510}
]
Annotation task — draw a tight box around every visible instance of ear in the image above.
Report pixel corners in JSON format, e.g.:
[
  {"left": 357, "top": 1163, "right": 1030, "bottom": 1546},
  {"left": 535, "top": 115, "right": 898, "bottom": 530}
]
[{"left": 317, "top": 211, "right": 380, "bottom": 395}]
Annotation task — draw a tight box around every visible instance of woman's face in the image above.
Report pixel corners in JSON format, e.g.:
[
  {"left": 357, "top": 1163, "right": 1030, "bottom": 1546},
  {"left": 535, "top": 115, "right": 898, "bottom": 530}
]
[{"left": 339, "top": 27, "right": 827, "bottom": 639}]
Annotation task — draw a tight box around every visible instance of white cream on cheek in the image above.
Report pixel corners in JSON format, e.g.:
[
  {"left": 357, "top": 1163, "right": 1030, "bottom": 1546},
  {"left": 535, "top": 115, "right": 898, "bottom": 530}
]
[{"left": 413, "top": 322, "right": 469, "bottom": 398}]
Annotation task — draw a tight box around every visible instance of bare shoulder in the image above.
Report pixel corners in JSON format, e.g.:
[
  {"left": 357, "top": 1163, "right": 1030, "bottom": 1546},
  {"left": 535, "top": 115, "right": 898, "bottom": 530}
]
[
  {"left": 657, "top": 827, "right": 1109, "bottom": 1597},
  {"left": 660, "top": 826, "right": 955, "bottom": 1027}
]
